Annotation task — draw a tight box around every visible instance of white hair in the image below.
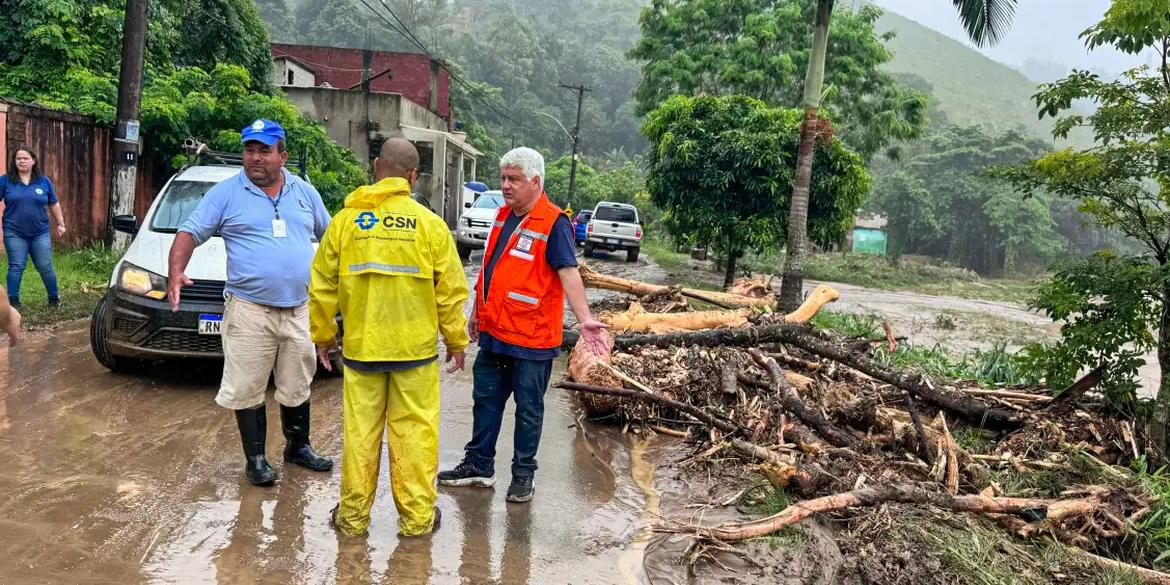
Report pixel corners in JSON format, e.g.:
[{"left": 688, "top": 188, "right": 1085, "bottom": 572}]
[{"left": 499, "top": 147, "right": 545, "bottom": 182}]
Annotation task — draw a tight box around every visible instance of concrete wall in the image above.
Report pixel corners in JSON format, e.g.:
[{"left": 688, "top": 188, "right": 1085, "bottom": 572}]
[
  {"left": 272, "top": 44, "right": 452, "bottom": 122},
  {"left": 283, "top": 87, "right": 406, "bottom": 166},
  {"left": 274, "top": 58, "right": 315, "bottom": 88},
  {"left": 399, "top": 98, "right": 447, "bottom": 132}
]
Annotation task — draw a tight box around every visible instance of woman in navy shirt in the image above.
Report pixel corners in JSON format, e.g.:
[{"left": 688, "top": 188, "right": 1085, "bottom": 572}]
[{"left": 0, "top": 147, "right": 66, "bottom": 308}]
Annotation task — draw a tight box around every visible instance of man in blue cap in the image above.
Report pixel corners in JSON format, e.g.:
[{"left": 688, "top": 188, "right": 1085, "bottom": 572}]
[{"left": 167, "top": 119, "right": 335, "bottom": 486}]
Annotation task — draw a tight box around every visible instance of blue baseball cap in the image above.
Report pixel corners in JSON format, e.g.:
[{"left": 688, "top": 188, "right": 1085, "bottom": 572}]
[{"left": 240, "top": 119, "right": 286, "bottom": 146}]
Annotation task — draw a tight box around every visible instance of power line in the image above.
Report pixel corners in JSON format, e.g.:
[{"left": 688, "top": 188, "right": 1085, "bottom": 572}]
[{"left": 345, "top": 0, "right": 565, "bottom": 140}]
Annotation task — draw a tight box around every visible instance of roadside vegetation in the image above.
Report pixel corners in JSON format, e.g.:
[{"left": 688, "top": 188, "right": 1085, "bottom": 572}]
[{"left": 3, "top": 245, "right": 118, "bottom": 327}]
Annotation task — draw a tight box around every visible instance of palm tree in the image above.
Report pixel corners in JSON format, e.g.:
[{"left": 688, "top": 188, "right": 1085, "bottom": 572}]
[{"left": 776, "top": 0, "right": 1020, "bottom": 310}]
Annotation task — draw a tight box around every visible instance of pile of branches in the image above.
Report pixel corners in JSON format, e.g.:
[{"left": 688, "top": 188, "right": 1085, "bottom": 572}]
[{"left": 564, "top": 266, "right": 1165, "bottom": 582}]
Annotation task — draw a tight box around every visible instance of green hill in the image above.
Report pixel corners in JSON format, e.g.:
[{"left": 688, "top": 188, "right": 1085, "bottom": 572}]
[{"left": 875, "top": 9, "right": 1086, "bottom": 147}]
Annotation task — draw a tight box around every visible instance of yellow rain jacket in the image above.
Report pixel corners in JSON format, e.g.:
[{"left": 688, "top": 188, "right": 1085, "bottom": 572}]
[
  {"left": 309, "top": 177, "right": 469, "bottom": 359},
  {"left": 308, "top": 177, "right": 468, "bottom": 537}
]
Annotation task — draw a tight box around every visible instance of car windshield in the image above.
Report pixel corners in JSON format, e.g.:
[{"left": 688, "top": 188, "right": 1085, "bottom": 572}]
[
  {"left": 150, "top": 181, "right": 219, "bottom": 232},
  {"left": 576, "top": 212, "right": 593, "bottom": 222},
  {"left": 473, "top": 193, "right": 504, "bottom": 209},
  {"left": 594, "top": 206, "right": 636, "bottom": 223}
]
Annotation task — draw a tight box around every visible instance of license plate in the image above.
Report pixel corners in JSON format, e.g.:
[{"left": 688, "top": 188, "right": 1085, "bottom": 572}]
[
  {"left": 198, "top": 314, "right": 222, "bottom": 335},
  {"left": 605, "top": 238, "right": 620, "bottom": 244}
]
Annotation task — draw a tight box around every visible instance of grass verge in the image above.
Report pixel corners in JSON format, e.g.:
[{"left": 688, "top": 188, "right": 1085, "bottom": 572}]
[{"left": 3, "top": 244, "right": 119, "bottom": 327}]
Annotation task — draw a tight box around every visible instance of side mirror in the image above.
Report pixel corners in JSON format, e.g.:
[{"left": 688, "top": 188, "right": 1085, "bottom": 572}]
[
  {"left": 464, "top": 202, "right": 472, "bottom": 208},
  {"left": 113, "top": 214, "right": 138, "bottom": 236}
]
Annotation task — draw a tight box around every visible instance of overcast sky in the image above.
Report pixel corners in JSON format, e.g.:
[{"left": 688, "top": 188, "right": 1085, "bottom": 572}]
[{"left": 866, "top": 0, "right": 1155, "bottom": 76}]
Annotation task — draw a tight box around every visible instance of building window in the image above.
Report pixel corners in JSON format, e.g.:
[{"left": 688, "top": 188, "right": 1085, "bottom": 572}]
[{"left": 287, "top": 70, "right": 294, "bottom": 85}]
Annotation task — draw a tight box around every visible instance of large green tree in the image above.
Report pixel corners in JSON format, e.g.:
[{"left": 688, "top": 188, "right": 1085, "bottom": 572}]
[
  {"left": 0, "top": 0, "right": 274, "bottom": 112},
  {"left": 1003, "top": 0, "right": 1170, "bottom": 437},
  {"left": 175, "top": 0, "right": 274, "bottom": 91},
  {"left": 643, "top": 95, "right": 869, "bottom": 287},
  {"left": 868, "top": 125, "right": 1063, "bottom": 276},
  {"left": 777, "top": 0, "right": 1020, "bottom": 310},
  {"left": 629, "top": 0, "right": 928, "bottom": 160},
  {"left": 0, "top": 0, "right": 366, "bottom": 208}
]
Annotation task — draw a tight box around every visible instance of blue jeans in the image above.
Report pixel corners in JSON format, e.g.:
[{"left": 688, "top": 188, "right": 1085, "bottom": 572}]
[
  {"left": 4, "top": 232, "right": 58, "bottom": 303},
  {"left": 463, "top": 348, "right": 554, "bottom": 478}
]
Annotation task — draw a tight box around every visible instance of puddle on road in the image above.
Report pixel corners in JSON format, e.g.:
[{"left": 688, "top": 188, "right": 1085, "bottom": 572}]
[{"left": 0, "top": 323, "right": 665, "bottom": 584}]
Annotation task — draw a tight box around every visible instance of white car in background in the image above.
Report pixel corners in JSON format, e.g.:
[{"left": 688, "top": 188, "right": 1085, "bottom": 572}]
[{"left": 455, "top": 190, "right": 505, "bottom": 259}]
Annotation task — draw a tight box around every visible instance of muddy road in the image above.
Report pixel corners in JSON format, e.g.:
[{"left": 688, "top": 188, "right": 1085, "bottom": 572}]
[
  {"left": 806, "top": 279, "right": 1161, "bottom": 396},
  {"left": 0, "top": 252, "right": 667, "bottom": 585}
]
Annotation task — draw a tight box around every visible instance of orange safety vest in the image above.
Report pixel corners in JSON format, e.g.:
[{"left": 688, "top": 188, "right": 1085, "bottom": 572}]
[{"left": 475, "top": 193, "right": 565, "bottom": 349}]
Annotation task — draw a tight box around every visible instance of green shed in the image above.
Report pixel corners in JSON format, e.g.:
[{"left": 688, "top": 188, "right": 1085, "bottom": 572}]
[{"left": 851, "top": 228, "right": 887, "bottom": 256}]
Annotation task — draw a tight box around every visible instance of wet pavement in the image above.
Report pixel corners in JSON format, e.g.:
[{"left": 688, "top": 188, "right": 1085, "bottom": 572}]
[{"left": 0, "top": 253, "right": 669, "bottom": 584}]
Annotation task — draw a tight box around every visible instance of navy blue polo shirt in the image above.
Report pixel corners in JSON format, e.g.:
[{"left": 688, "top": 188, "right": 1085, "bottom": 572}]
[
  {"left": 480, "top": 213, "right": 577, "bottom": 361},
  {"left": 0, "top": 174, "right": 58, "bottom": 239}
]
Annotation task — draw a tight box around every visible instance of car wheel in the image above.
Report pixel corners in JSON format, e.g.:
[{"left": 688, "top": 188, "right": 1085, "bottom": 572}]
[
  {"left": 457, "top": 243, "right": 472, "bottom": 260},
  {"left": 90, "top": 296, "right": 149, "bottom": 374},
  {"left": 626, "top": 247, "right": 640, "bottom": 263},
  {"left": 583, "top": 242, "right": 595, "bottom": 258}
]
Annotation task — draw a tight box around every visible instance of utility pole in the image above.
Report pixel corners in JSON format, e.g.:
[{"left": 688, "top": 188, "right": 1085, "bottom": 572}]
[
  {"left": 560, "top": 83, "right": 590, "bottom": 204},
  {"left": 109, "top": 0, "right": 149, "bottom": 248}
]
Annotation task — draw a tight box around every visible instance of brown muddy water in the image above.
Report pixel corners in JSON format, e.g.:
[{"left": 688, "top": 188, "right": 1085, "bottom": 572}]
[{"left": 0, "top": 253, "right": 674, "bottom": 584}]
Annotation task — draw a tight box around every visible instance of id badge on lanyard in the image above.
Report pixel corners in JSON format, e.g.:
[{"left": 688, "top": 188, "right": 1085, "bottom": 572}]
[{"left": 271, "top": 184, "right": 288, "bottom": 238}]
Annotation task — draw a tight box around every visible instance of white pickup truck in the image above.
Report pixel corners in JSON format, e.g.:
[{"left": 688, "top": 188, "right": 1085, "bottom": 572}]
[{"left": 584, "top": 201, "right": 642, "bottom": 262}]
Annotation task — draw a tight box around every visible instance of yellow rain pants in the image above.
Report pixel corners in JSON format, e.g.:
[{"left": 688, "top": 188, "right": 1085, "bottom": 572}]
[{"left": 335, "top": 361, "right": 440, "bottom": 537}]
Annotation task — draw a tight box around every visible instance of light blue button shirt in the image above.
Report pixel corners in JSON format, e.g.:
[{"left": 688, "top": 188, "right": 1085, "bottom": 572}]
[{"left": 180, "top": 169, "right": 331, "bottom": 307}]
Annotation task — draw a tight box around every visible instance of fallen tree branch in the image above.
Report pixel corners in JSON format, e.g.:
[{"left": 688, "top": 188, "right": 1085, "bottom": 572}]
[
  {"left": 672, "top": 484, "right": 1104, "bottom": 542},
  {"left": 939, "top": 413, "right": 959, "bottom": 495},
  {"left": 1044, "top": 364, "right": 1106, "bottom": 415},
  {"left": 747, "top": 349, "right": 859, "bottom": 449},
  {"left": 1073, "top": 549, "right": 1170, "bottom": 585},
  {"left": 555, "top": 381, "right": 746, "bottom": 435},
  {"left": 614, "top": 323, "right": 1024, "bottom": 429},
  {"left": 905, "top": 394, "right": 935, "bottom": 465},
  {"left": 961, "top": 389, "right": 1052, "bottom": 403}
]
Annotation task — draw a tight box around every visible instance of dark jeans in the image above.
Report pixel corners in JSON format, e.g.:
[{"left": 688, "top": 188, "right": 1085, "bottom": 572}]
[
  {"left": 463, "top": 348, "right": 554, "bottom": 479},
  {"left": 4, "top": 232, "right": 58, "bottom": 303}
]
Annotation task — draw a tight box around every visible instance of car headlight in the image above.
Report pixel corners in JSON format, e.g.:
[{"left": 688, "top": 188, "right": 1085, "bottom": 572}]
[
  {"left": 118, "top": 262, "right": 168, "bottom": 300},
  {"left": 464, "top": 217, "right": 473, "bottom": 227}
]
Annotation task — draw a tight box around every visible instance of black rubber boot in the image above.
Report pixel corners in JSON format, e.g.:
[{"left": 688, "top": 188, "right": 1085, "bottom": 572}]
[
  {"left": 281, "top": 401, "right": 333, "bottom": 472},
  {"left": 235, "top": 406, "right": 277, "bottom": 486}
]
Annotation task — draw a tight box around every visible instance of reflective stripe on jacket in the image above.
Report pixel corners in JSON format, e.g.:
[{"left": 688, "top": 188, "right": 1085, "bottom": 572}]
[{"left": 309, "top": 177, "right": 469, "bottom": 361}]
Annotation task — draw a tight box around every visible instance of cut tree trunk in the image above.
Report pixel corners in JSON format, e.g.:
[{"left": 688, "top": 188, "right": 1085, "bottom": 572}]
[
  {"left": 684, "top": 484, "right": 1104, "bottom": 542},
  {"left": 601, "top": 304, "right": 754, "bottom": 334},
  {"left": 778, "top": 0, "right": 835, "bottom": 312},
  {"left": 566, "top": 330, "right": 623, "bottom": 414},
  {"left": 612, "top": 323, "right": 1024, "bottom": 429},
  {"left": 579, "top": 263, "right": 776, "bottom": 310},
  {"left": 597, "top": 284, "right": 839, "bottom": 335}
]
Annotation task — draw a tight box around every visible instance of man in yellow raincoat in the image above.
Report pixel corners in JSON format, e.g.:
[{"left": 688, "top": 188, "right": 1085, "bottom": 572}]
[{"left": 309, "top": 138, "right": 469, "bottom": 537}]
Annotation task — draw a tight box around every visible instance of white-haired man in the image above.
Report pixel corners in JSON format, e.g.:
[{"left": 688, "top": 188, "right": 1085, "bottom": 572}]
[{"left": 438, "top": 147, "right": 607, "bottom": 502}]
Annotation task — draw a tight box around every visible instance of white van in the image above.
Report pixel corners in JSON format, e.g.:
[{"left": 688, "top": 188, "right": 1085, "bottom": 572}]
[{"left": 89, "top": 163, "right": 342, "bottom": 373}]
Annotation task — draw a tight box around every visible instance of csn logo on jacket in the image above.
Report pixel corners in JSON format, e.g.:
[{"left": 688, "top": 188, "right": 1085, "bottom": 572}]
[{"left": 354, "top": 211, "right": 419, "bottom": 231}]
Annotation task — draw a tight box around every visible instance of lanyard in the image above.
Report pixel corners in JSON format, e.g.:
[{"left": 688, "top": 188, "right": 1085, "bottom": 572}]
[{"left": 265, "top": 181, "right": 287, "bottom": 220}]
